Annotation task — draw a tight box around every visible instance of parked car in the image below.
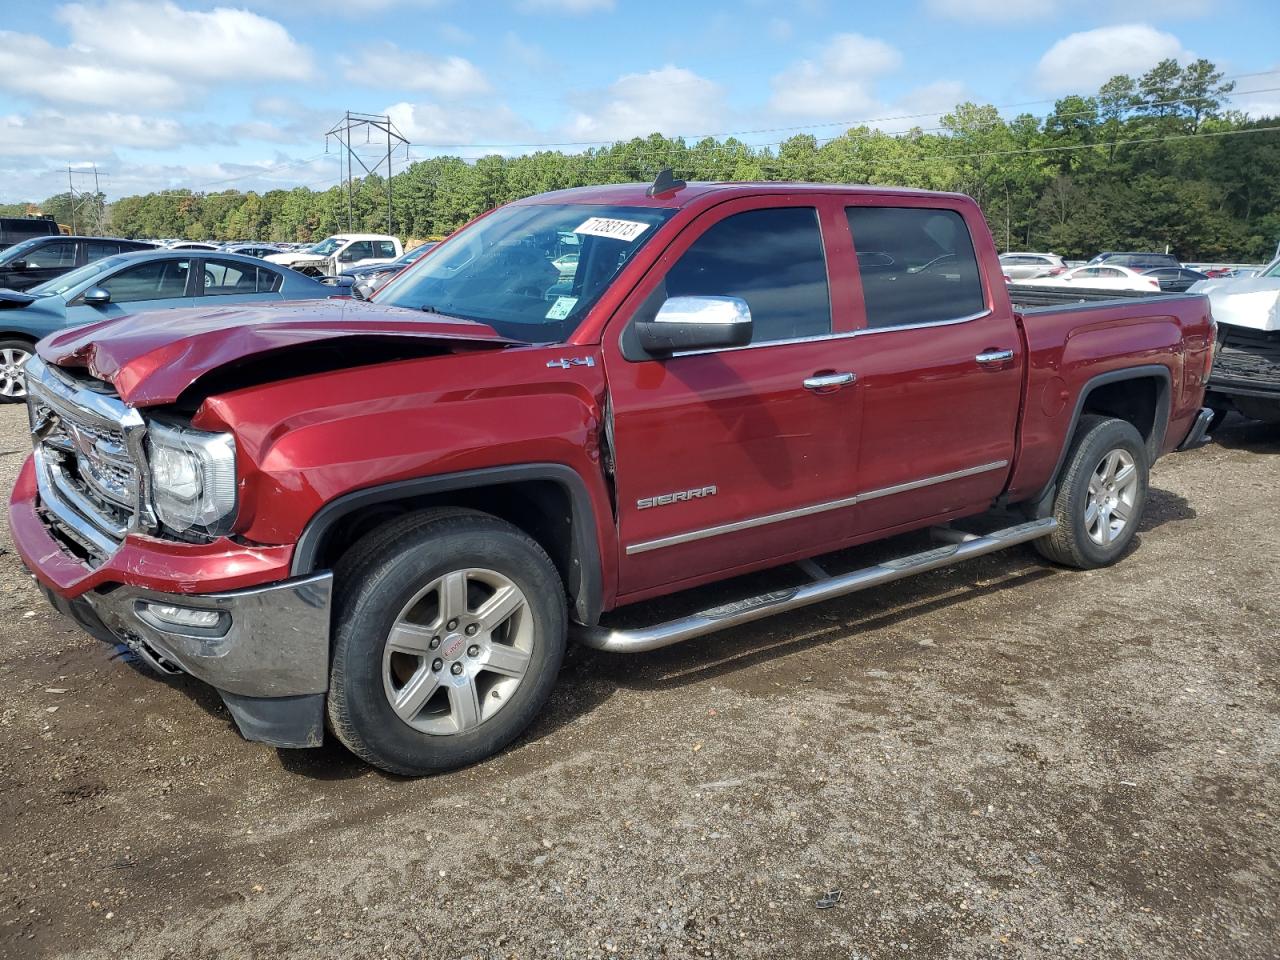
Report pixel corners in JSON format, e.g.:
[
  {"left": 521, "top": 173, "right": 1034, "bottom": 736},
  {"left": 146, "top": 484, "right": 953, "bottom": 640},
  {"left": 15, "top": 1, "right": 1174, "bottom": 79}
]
[
  {"left": 266, "top": 234, "right": 403, "bottom": 277},
  {"left": 12, "top": 179, "right": 1213, "bottom": 775},
  {"left": 1189, "top": 258, "right": 1280, "bottom": 425},
  {"left": 552, "top": 252, "right": 580, "bottom": 277},
  {"left": 343, "top": 243, "right": 435, "bottom": 298},
  {"left": 167, "top": 241, "right": 220, "bottom": 251},
  {"left": 0, "top": 216, "right": 60, "bottom": 250},
  {"left": 0, "top": 235, "right": 155, "bottom": 292},
  {"left": 998, "top": 252, "right": 1066, "bottom": 280},
  {"left": 223, "top": 243, "right": 283, "bottom": 259},
  {"left": 1009, "top": 264, "right": 1161, "bottom": 292},
  {"left": 1142, "top": 266, "right": 1209, "bottom": 293},
  {"left": 1087, "top": 251, "right": 1182, "bottom": 271},
  {"left": 0, "top": 250, "right": 338, "bottom": 401}
]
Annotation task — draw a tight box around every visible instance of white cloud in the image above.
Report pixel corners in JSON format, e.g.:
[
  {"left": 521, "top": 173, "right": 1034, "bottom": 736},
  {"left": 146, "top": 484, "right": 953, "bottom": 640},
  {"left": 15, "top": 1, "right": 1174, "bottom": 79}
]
[
  {"left": 386, "top": 101, "right": 538, "bottom": 149},
  {"left": 341, "top": 43, "right": 490, "bottom": 97},
  {"left": 1034, "top": 24, "right": 1189, "bottom": 93},
  {"left": 769, "top": 34, "right": 901, "bottom": 117},
  {"left": 926, "top": 0, "right": 1058, "bottom": 20},
  {"left": 0, "top": 31, "right": 185, "bottom": 109},
  {"left": 0, "top": 109, "right": 198, "bottom": 158},
  {"left": 57, "top": 1, "right": 314, "bottom": 83},
  {"left": 564, "top": 66, "right": 726, "bottom": 141},
  {"left": 516, "top": 0, "right": 614, "bottom": 12}
]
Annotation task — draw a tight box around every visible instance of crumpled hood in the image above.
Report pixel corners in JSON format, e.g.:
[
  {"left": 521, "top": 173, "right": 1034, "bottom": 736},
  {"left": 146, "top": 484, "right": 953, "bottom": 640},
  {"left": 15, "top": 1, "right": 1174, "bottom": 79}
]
[
  {"left": 36, "top": 298, "right": 515, "bottom": 407},
  {"left": 1189, "top": 277, "right": 1280, "bottom": 332}
]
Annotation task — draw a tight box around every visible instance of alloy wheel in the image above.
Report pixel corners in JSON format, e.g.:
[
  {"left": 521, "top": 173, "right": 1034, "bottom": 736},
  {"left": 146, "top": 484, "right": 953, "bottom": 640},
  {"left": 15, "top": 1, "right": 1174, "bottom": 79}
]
[{"left": 381, "top": 567, "right": 533, "bottom": 735}]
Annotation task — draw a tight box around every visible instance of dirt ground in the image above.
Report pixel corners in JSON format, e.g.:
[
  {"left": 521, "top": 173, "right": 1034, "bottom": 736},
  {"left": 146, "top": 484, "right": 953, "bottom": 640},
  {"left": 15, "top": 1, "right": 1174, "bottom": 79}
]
[{"left": 0, "top": 402, "right": 1276, "bottom": 960}]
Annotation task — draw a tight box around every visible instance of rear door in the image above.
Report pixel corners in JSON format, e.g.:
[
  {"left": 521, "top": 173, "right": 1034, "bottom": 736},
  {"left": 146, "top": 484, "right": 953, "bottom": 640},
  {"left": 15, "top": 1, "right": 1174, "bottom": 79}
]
[
  {"left": 838, "top": 201, "right": 1023, "bottom": 536},
  {"left": 604, "top": 196, "right": 865, "bottom": 599}
]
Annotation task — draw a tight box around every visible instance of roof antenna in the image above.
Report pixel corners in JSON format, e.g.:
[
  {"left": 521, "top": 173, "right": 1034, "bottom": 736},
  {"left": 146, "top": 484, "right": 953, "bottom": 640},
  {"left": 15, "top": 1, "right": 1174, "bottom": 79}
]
[{"left": 647, "top": 167, "right": 686, "bottom": 198}]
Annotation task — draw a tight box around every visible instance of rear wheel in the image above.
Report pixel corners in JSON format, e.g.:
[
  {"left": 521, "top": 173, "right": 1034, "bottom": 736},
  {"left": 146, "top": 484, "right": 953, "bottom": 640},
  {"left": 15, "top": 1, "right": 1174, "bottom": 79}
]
[
  {"left": 0, "top": 339, "right": 35, "bottom": 403},
  {"left": 1035, "top": 415, "right": 1149, "bottom": 569},
  {"left": 327, "top": 508, "right": 566, "bottom": 775}
]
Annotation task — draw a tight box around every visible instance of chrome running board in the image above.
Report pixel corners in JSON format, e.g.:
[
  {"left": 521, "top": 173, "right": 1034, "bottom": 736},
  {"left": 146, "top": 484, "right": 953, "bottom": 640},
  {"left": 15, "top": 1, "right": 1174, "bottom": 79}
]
[{"left": 573, "top": 518, "right": 1056, "bottom": 654}]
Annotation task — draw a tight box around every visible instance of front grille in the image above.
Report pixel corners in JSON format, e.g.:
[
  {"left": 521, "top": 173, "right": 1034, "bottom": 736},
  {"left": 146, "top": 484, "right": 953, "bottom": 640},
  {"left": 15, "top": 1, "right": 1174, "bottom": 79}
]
[
  {"left": 1214, "top": 326, "right": 1280, "bottom": 388},
  {"left": 25, "top": 357, "right": 148, "bottom": 565}
]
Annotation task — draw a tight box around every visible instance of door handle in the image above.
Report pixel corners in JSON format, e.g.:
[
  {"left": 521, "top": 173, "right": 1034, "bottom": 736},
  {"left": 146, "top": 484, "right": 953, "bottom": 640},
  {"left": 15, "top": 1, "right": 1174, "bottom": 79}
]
[
  {"left": 803, "top": 371, "right": 856, "bottom": 391},
  {"left": 976, "top": 349, "right": 1014, "bottom": 365}
]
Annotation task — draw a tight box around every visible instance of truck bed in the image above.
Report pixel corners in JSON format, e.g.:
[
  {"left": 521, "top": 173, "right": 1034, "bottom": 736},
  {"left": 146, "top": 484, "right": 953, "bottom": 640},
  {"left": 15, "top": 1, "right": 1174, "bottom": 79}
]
[{"left": 1008, "top": 285, "right": 1183, "bottom": 311}]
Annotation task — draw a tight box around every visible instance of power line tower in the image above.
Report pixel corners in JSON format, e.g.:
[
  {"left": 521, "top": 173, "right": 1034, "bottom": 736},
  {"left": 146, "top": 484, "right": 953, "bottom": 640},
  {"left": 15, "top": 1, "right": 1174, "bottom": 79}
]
[
  {"left": 66, "top": 164, "right": 108, "bottom": 235},
  {"left": 325, "top": 112, "right": 410, "bottom": 235}
]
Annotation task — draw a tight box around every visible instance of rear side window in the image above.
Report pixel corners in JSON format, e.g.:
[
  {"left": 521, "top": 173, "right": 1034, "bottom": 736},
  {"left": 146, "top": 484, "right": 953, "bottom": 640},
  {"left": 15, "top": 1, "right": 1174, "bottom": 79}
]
[
  {"left": 663, "top": 207, "right": 831, "bottom": 344},
  {"left": 202, "top": 259, "right": 282, "bottom": 295},
  {"left": 376, "top": 240, "right": 397, "bottom": 258},
  {"left": 85, "top": 240, "right": 121, "bottom": 260},
  {"left": 846, "top": 207, "right": 985, "bottom": 330}
]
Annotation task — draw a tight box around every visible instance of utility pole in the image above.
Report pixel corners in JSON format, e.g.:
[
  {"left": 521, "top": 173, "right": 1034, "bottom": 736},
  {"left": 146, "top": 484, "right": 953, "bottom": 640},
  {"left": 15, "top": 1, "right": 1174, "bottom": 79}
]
[
  {"left": 66, "top": 164, "right": 108, "bottom": 235},
  {"left": 325, "top": 112, "right": 410, "bottom": 235}
]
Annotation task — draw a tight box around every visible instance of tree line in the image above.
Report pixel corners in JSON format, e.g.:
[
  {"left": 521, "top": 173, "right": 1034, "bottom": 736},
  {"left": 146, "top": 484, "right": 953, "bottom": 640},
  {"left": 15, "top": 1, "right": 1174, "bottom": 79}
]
[{"left": 4, "top": 59, "right": 1277, "bottom": 262}]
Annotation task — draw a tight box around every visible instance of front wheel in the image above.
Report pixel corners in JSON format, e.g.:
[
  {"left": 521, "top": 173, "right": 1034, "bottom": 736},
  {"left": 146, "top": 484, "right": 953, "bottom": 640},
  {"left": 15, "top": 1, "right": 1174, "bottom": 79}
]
[
  {"left": 1035, "top": 415, "right": 1149, "bottom": 569},
  {"left": 327, "top": 508, "right": 566, "bottom": 775},
  {"left": 0, "top": 339, "right": 35, "bottom": 403}
]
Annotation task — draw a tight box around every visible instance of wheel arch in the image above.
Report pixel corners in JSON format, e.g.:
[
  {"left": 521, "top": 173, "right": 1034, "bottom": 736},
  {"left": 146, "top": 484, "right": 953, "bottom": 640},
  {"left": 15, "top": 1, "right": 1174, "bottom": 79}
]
[
  {"left": 291, "top": 464, "right": 604, "bottom": 626},
  {"left": 1029, "top": 364, "right": 1171, "bottom": 516}
]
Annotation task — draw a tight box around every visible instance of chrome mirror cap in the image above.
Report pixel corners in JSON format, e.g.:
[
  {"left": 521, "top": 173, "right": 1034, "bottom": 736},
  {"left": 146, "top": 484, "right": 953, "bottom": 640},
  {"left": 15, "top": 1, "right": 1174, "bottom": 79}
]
[{"left": 636, "top": 296, "right": 753, "bottom": 355}]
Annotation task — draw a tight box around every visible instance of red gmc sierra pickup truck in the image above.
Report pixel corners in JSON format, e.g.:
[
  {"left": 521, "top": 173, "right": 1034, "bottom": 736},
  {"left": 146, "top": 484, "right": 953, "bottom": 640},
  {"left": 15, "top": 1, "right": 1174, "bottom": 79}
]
[{"left": 11, "top": 176, "right": 1216, "bottom": 775}]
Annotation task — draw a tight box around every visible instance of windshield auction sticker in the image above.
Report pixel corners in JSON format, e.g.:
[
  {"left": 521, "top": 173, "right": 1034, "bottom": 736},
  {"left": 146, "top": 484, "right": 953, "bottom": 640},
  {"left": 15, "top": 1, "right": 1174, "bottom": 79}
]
[
  {"left": 546, "top": 296, "right": 578, "bottom": 320},
  {"left": 573, "top": 217, "right": 650, "bottom": 242}
]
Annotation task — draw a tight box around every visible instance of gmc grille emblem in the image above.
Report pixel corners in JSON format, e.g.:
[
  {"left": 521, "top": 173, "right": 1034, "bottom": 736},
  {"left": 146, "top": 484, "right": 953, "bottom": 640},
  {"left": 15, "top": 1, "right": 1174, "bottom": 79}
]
[{"left": 637, "top": 485, "right": 717, "bottom": 510}]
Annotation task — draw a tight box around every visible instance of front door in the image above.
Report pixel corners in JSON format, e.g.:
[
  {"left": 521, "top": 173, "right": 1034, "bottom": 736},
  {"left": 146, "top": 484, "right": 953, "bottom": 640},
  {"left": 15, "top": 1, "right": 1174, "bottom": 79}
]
[
  {"left": 604, "top": 198, "right": 864, "bottom": 600},
  {"left": 5, "top": 239, "right": 79, "bottom": 291}
]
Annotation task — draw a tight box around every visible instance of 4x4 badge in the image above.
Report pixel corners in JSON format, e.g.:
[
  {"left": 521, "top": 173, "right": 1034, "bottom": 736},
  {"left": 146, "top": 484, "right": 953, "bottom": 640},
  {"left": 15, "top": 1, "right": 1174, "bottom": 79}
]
[{"left": 546, "top": 357, "right": 596, "bottom": 369}]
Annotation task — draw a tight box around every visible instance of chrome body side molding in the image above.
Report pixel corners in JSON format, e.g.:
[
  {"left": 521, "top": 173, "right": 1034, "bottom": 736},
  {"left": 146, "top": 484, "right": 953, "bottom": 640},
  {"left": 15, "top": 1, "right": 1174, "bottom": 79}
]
[{"left": 625, "top": 460, "right": 1009, "bottom": 555}]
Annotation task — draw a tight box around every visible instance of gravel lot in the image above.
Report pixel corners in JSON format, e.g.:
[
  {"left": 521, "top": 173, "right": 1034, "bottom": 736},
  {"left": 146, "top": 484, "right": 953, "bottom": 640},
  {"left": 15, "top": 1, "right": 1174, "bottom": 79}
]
[{"left": 0, "top": 402, "right": 1276, "bottom": 960}]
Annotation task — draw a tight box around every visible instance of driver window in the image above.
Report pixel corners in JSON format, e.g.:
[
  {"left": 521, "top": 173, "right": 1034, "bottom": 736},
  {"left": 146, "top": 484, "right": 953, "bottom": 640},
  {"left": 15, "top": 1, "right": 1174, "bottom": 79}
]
[
  {"left": 660, "top": 207, "right": 831, "bottom": 345},
  {"left": 98, "top": 259, "right": 190, "bottom": 302}
]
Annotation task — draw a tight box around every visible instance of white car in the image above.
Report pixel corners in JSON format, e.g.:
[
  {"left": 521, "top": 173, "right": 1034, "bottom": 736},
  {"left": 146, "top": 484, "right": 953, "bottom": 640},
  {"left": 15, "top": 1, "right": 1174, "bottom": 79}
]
[
  {"left": 1189, "top": 258, "right": 1280, "bottom": 424},
  {"left": 266, "top": 234, "right": 403, "bottom": 277},
  {"left": 999, "top": 251, "right": 1067, "bottom": 280},
  {"left": 1010, "top": 264, "right": 1160, "bottom": 293}
]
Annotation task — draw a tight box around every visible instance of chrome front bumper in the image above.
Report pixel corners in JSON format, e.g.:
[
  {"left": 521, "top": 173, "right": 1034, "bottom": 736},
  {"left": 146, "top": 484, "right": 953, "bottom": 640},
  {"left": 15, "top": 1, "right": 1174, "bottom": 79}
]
[
  {"left": 39, "top": 572, "right": 333, "bottom": 748},
  {"left": 79, "top": 573, "right": 333, "bottom": 697}
]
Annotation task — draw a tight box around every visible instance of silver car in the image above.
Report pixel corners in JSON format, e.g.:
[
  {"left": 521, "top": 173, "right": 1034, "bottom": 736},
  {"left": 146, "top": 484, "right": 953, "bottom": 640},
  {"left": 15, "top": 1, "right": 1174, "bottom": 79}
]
[{"left": 999, "top": 252, "right": 1067, "bottom": 280}]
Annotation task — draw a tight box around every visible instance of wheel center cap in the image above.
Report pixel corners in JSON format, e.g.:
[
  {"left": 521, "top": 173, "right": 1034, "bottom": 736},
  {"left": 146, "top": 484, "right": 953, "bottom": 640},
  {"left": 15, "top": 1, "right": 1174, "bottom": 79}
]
[{"left": 441, "top": 633, "right": 466, "bottom": 659}]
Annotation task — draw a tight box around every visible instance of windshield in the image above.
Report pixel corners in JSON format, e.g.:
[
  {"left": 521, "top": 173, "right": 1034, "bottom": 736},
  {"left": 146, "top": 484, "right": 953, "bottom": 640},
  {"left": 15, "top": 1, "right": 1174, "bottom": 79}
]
[
  {"left": 376, "top": 204, "right": 675, "bottom": 341},
  {"left": 1261, "top": 259, "right": 1280, "bottom": 278},
  {"left": 308, "top": 237, "right": 344, "bottom": 256},
  {"left": 28, "top": 255, "right": 131, "bottom": 297}
]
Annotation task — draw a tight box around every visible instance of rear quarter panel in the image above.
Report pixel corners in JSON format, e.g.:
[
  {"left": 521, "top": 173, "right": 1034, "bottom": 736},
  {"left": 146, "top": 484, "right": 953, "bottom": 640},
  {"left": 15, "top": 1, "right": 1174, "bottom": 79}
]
[{"left": 1007, "top": 295, "right": 1213, "bottom": 501}]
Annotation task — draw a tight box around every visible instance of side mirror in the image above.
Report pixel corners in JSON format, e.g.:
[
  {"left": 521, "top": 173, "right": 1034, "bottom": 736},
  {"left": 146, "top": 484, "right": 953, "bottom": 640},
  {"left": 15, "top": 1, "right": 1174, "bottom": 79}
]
[
  {"left": 11, "top": 259, "right": 28, "bottom": 272},
  {"left": 337, "top": 250, "right": 356, "bottom": 262},
  {"left": 82, "top": 288, "right": 111, "bottom": 306},
  {"left": 636, "top": 296, "right": 753, "bottom": 355}
]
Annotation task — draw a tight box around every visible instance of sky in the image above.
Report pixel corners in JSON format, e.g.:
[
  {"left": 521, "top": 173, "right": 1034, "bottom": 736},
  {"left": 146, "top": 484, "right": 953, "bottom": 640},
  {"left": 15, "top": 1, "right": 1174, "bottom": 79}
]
[{"left": 0, "top": 0, "right": 1277, "bottom": 202}]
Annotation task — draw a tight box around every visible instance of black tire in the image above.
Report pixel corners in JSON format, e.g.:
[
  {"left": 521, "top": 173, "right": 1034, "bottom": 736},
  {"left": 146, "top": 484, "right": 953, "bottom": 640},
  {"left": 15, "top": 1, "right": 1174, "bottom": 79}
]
[
  {"left": 327, "top": 507, "right": 566, "bottom": 775},
  {"left": 1035, "top": 415, "right": 1149, "bottom": 569},
  {"left": 0, "top": 338, "right": 35, "bottom": 404}
]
